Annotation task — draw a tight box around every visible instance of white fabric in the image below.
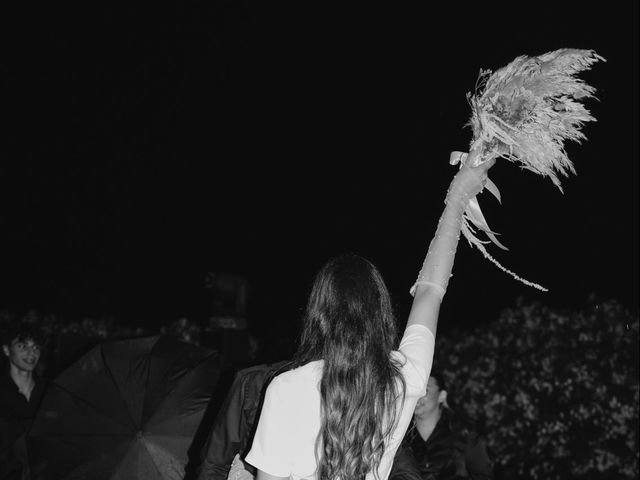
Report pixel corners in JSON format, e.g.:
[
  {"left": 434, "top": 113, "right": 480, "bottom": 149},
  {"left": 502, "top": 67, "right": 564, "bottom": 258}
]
[{"left": 245, "top": 324, "right": 434, "bottom": 480}]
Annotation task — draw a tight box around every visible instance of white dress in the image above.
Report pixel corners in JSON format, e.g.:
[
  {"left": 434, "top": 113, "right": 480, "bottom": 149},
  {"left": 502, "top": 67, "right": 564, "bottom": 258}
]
[{"left": 245, "top": 324, "right": 434, "bottom": 480}]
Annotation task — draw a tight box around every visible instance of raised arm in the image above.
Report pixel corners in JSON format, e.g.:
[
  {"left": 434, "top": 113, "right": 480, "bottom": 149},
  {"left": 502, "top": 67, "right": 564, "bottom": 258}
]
[{"left": 406, "top": 152, "right": 494, "bottom": 336}]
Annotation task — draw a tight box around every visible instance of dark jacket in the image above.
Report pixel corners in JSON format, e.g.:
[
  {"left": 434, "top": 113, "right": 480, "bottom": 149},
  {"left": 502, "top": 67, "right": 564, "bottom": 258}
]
[
  {"left": 195, "top": 361, "right": 289, "bottom": 480},
  {"left": 390, "top": 408, "right": 494, "bottom": 480},
  {"left": 0, "top": 374, "right": 47, "bottom": 480}
]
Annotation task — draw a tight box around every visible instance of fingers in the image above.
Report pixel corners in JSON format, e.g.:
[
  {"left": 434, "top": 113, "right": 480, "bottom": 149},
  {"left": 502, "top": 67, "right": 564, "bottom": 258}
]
[
  {"left": 484, "top": 158, "right": 497, "bottom": 170},
  {"left": 468, "top": 158, "right": 495, "bottom": 183},
  {"left": 473, "top": 157, "right": 495, "bottom": 173},
  {"left": 462, "top": 159, "right": 493, "bottom": 178},
  {"left": 466, "top": 148, "right": 480, "bottom": 166}
]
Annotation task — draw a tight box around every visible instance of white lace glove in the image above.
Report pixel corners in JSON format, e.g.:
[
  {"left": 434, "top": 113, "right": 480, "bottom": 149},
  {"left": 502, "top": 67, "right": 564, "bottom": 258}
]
[{"left": 410, "top": 153, "right": 495, "bottom": 299}]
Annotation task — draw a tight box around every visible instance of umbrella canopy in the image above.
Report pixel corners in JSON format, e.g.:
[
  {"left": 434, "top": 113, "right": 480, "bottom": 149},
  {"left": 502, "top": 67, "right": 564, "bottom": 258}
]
[{"left": 27, "top": 335, "right": 221, "bottom": 480}]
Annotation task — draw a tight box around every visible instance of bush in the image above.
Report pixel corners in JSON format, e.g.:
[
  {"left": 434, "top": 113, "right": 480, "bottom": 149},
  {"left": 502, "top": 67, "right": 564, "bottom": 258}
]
[{"left": 435, "top": 298, "right": 639, "bottom": 479}]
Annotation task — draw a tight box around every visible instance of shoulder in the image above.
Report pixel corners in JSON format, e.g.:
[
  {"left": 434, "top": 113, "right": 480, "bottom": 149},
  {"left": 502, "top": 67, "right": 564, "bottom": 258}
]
[
  {"left": 270, "top": 360, "right": 322, "bottom": 388},
  {"left": 0, "top": 374, "right": 17, "bottom": 396},
  {"left": 261, "top": 361, "right": 322, "bottom": 413},
  {"left": 444, "top": 412, "right": 491, "bottom": 452},
  {"left": 255, "top": 361, "right": 322, "bottom": 439},
  {"left": 452, "top": 413, "right": 485, "bottom": 443},
  {"left": 441, "top": 409, "right": 475, "bottom": 436},
  {"left": 34, "top": 374, "right": 50, "bottom": 386},
  {"left": 0, "top": 373, "right": 13, "bottom": 386}
]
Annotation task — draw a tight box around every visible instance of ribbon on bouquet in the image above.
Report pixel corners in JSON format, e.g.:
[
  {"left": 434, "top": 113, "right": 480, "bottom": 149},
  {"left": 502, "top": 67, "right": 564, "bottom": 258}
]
[
  {"left": 449, "top": 151, "right": 508, "bottom": 251},
  {"left": 448, "top": 150, "right": 547, "bottom": 291}
]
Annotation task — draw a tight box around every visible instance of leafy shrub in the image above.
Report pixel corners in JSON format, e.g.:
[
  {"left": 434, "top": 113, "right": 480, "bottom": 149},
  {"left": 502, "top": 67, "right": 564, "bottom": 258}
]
[{"left": 435, "top": 298, "right": 639, "bottom": 479}]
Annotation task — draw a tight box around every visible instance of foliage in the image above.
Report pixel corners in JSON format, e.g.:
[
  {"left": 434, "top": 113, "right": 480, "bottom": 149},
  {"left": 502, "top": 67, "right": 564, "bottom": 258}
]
[{"left": 435, "top": 298, "right": 639, "bottom": 479}]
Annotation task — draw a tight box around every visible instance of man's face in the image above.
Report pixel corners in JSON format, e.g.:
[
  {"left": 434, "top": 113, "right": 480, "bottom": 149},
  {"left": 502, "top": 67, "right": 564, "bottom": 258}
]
[
  {"left": 3, "top": 337, "right": 41, "bottom": 373},
  {"left": 414, "top": 376, "right": 443, "bottom": 420}
]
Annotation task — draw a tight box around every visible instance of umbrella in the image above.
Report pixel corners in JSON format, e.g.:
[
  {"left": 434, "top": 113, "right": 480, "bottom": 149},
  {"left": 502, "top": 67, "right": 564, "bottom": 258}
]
[{"left": 26, "top": 335, "right": 222, "bottom": 480}]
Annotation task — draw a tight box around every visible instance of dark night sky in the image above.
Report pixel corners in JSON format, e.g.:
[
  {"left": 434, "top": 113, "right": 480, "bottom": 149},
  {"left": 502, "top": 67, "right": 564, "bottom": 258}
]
[{"left": 0, "top": 3, "right": 637, "bottom": 338}]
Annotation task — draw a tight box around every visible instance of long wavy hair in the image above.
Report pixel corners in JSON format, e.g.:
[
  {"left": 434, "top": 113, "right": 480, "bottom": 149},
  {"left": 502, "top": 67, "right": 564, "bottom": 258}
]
[{"left": 293, "top": 254, "right": 405, "bottom": 480}]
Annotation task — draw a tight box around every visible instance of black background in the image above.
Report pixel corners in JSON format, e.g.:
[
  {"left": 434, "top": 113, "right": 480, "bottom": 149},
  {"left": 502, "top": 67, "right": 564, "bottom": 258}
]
[{"left": 0, "top": 3, "right": 637, "bottom": 341}]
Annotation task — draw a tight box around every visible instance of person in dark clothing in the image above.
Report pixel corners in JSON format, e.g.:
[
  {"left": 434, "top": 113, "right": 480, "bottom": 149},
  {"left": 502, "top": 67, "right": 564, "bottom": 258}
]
[
  {"left": 194, "top": 360, "right": 290, "bottom": 480},
  {"left": 0, "top": 325, "right": 47, "bottom": 480},
  {"left": 390, "top": 371, "right": 494, "bottom": 480}
]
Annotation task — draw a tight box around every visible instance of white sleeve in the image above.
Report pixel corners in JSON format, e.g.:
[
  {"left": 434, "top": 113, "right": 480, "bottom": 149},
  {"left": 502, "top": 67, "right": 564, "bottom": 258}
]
[
  {"left": 397, "top": 324, "right": 435, "bottom": 397},
  {"left": 244, "top": 376, "right": 293, "bottom": 477}
]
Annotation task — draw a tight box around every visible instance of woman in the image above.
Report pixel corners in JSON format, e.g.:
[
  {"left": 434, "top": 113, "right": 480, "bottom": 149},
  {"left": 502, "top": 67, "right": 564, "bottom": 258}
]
[
  {"left": 390, "top": 371, "right": 494, "bottom": 480},
  {"left": 244, "top": 152, "right": 494, "bottom": 480}
]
